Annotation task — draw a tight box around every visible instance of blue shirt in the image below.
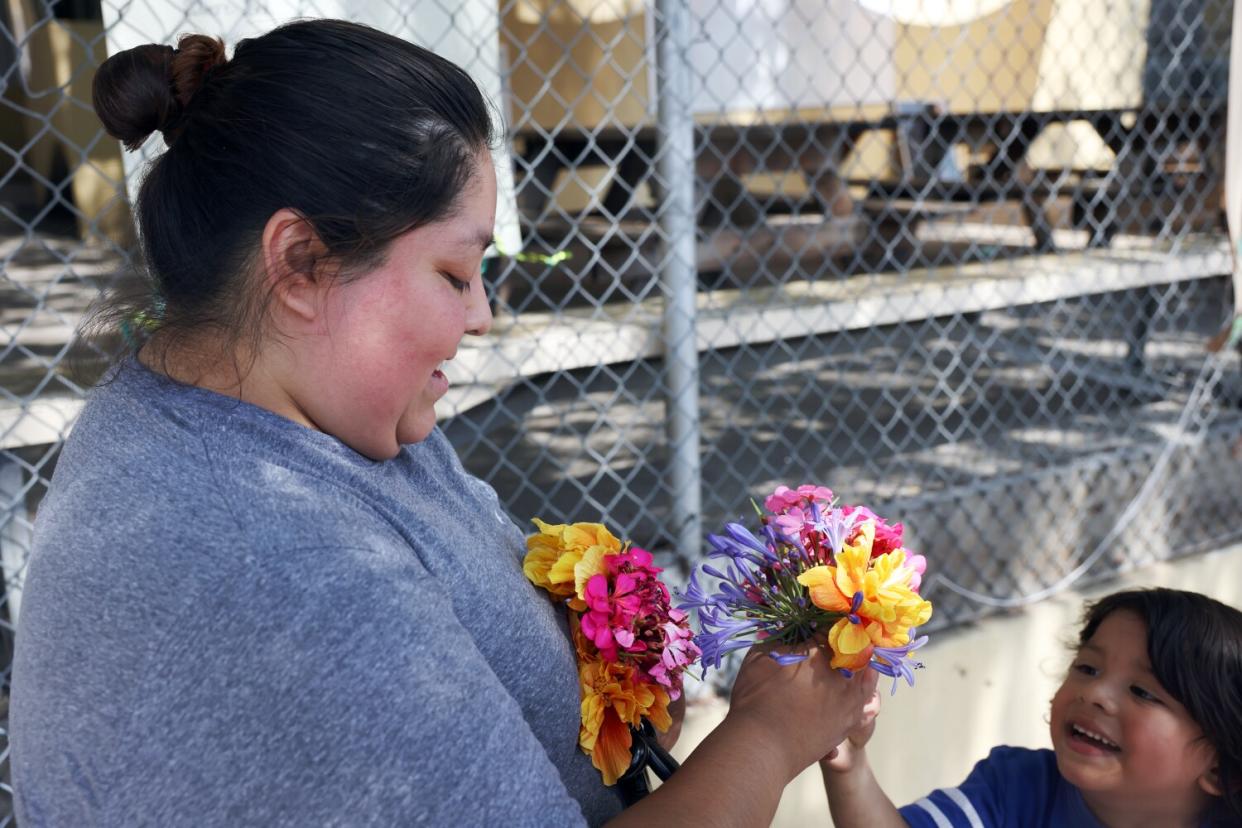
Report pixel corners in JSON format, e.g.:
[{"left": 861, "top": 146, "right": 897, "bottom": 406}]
[{"left": 899, "top": 747, "right": 1104, "bottom": 827}]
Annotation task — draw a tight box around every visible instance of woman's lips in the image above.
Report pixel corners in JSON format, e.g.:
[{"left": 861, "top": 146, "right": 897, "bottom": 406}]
[{"left": 429, "top": 368, "right": 449, "bottom": 396}]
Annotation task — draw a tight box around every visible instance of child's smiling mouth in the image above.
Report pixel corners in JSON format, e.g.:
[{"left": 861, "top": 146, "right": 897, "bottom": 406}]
[{"left": 1068, "top": 721, "right": 1122, "bottom": 755}]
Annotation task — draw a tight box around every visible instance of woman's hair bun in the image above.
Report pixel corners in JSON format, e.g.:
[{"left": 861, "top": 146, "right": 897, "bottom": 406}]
[
  {"left": 169, "top": 34, "right": 227, "bottom": 108},
  {"left": 92, "top": 34, "right": 227, "bottom": 151}
]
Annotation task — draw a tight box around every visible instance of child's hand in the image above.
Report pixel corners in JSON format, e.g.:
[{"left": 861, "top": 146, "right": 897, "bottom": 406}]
[{"left": 821, "top": 688, "right": 881, "bottom": 774}]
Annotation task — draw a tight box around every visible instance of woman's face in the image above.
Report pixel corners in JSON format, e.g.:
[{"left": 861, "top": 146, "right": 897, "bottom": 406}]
[{"left": 297, "top": 154, "right": 496, "bottom": 459}]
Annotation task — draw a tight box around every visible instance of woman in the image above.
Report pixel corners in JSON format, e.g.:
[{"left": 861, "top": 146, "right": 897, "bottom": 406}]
[{"left": 11, "top": 20, "right": 875, "bottom": 826}]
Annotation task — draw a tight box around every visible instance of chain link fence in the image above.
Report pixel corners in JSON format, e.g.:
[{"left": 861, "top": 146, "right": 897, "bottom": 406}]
[{"left": 3, "top": 0, "right": 1242, "bottom": 821}]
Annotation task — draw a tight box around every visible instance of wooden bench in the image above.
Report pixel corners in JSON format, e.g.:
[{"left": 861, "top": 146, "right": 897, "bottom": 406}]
[{"left": 457, "top": 234, "right": 1229, "bottom": 412}]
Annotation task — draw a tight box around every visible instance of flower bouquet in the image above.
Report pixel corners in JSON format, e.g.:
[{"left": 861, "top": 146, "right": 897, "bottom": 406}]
[
  {"left": 679, "top": 485, "right": 932, "bottom": 692},
  {"left": 523, "top": 519, "right": 700, "bottom": 792}
]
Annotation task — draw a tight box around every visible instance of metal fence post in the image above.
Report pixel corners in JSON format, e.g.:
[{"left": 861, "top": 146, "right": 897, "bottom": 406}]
[
  {"left": 0, "top": 459, "right": 28, "bottom": 626},
  {"left": 654, "top": 0, "right": 702, "bottom": 564}
]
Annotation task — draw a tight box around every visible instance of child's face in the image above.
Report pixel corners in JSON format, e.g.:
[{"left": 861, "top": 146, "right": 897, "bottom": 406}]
[{"left": 1049, "top": 610, "right": 1218, "bottom": 821}]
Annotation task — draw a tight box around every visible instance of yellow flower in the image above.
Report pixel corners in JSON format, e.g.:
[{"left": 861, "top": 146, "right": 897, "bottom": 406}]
[
  {"left": 523, "top": 519, "right": 621, "bottom": 610},
  {"left": 797, "top": 520, "right": 932, "bottom": 668},
  {"left": 827, "top": 617, "right": 881, "bottom": 672}
]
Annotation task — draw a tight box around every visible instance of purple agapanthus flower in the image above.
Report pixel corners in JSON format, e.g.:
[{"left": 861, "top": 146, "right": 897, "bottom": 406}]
[
  {"left": 677, "top": 568, "right": 718, "bottom": 613},
  {"left": 809, "top": 503, "right": 858, "bottom": 559},
  {"left": 871, "top": 630, "right": 931, "bottom": 695}
]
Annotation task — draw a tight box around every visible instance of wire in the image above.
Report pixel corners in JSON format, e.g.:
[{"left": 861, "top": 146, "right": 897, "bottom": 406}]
[{"left": 929, "top": 352, "right": 1229, "bottom": 609}]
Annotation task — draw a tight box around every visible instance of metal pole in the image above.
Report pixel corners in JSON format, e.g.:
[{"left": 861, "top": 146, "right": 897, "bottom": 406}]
[
  {"left": 654, "top": 0, "right": 702, "bottom": 564},
  {"left": 0, "top": 458, "right": 29, "bottom": 624}
]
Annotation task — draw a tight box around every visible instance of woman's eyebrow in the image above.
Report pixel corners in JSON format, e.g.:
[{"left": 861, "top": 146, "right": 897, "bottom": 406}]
[{"left": 456, "top": 228, "right": 493, "bottom": 251}]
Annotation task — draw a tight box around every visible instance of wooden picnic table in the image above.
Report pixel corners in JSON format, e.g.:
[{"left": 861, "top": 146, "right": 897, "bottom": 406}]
[{"left": 512, "top": 102, "right": 1225, "bottom": 253}]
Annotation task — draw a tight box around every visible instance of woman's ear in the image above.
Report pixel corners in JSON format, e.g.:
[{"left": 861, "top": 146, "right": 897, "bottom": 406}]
[
  {"left": 260, "top": 208, "right": 333, "bottom": 325},
  {"left": 1198, "top": 764, "right": 1223, "bottom": 798}
]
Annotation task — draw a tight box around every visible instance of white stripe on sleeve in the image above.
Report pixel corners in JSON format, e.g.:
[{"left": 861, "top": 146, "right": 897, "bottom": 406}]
[
  {"left": 943, "top": 787, "right": 985, "bottom": 828},
  {"left": 913, "top": 796, "right": 954, "bottom": 828}
]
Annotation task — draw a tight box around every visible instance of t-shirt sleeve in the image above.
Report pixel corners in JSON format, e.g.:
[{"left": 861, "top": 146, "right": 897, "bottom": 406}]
[
  {"left": 108, "top": 543, "right": 589, "bottom": 827},
  {"left": 898, "top": 746, "right": 1055, "bottom": 828}
]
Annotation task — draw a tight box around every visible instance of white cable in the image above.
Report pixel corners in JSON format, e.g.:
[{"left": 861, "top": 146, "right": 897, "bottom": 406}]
[{"left": 930, "top": 352, "right": 1229, "bottom": 609}]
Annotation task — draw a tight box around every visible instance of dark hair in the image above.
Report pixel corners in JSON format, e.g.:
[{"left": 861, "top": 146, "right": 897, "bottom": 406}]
[
  {"left": 1079, "top": 588, "right": 1242, "bottom": 825},
  {"left": 91, "top": 19, "right": 495, "bottom": 356}
]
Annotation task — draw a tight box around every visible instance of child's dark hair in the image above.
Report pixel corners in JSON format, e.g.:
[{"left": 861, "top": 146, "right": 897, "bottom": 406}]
[
  {"left": 1080, "top": 588, "right": 1242, "bottom": 825},
  {"left": 91, "top": 19, "right": 495, "bottom": 357}
]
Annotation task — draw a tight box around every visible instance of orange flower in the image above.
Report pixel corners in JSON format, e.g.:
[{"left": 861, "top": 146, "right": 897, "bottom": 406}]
[
  {"left": 568, "top": 614, "right": 594, "bottom": 662},
  {"left": 644, "top": 686, "right": 673, "bottom": 734},
  {"left": 577, "top": 658, "right": 673, "bottom": 785},
  {"left": 579, "top": 659, "right": 649, "bottom": 785}
]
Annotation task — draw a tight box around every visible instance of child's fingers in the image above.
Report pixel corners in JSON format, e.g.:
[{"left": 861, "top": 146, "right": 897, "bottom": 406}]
[
  {"left": 861, "top": 667, "right": 880, "bottom": 695},
  {"left": 863, "top": 689, "right": 882, "bottom": 718}
]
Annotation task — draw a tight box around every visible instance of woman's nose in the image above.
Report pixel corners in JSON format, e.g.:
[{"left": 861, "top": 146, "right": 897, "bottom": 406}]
[{"left": 466, "top": 279, "right": 493, "bottom": 336}]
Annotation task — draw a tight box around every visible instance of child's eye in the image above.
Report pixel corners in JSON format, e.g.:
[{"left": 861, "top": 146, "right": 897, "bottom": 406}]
[
  {"left": 1130, "top": 685, "right": 1163, "bottom": 704},
  {"left": 1073, "top": 663, "right": 1098, "bottom": 677},
  {"left": 440, "top": 271, "right": 471, "bottom": 293}
]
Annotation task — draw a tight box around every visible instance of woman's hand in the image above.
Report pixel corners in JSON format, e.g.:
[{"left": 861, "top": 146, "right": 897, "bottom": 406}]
[{"left": 725, "top": 641, "right": 879, "bottom": 783}]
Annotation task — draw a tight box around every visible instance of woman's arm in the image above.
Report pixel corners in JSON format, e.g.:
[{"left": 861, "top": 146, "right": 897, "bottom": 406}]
[{"left": 611, "top": 645, "right": 880, "bottom": 828}]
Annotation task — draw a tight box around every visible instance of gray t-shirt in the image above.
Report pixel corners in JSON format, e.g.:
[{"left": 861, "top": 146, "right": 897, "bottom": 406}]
[{"left": 12, "top": 360, "right": 622, "bottom": 826}]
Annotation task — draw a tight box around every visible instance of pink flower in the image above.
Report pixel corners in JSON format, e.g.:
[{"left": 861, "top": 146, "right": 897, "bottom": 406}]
[
  {"left": 612, "top": 572, "right": 642, "bottom": 617},
  {"left": 648, "top": 609, "right": 701, "bottom": 700},
  {"left": 904, "top": 551, "right": 927, "bottom": 592},
  {"left": 765, "top": 485, "right": 838, "bottom": 562},
  {"left": 764, "top": 484, "right": 834, "bottom": 515},
  {"left": 577, "top": 543, "right": 701, "bottom": 695},
  {"left": 581, "top": 547, "right": 673, "bottom": 663},
  {"left": 610, "top": 545, "right": 657, "bottom": 574},
  {"left": 580, "top": 574, "right": 621, "bottom": 660},
  {"left": 581, "top": 572, "right": 642, "bottom": 661},
  {"left": 770, "top": 503, "right": 838, "bottom": 564},
  {"left": 843, "top": 505, "right": 905, "bottom": 558},
  {"left": 772, "top": 505, "right": 812, "bottom": 538}
]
